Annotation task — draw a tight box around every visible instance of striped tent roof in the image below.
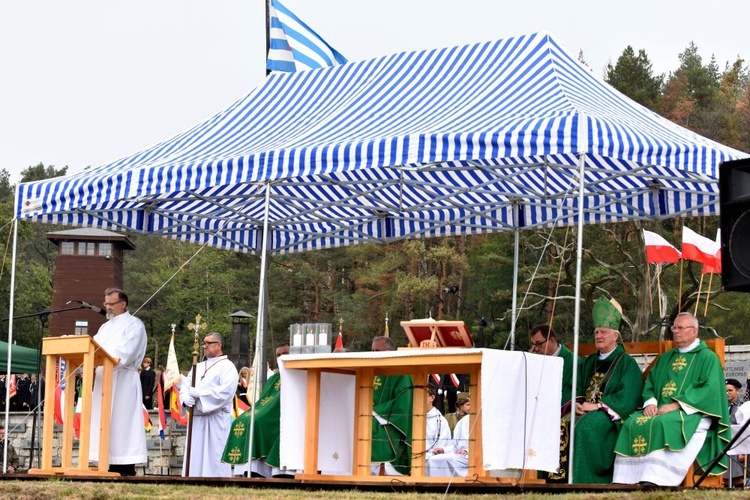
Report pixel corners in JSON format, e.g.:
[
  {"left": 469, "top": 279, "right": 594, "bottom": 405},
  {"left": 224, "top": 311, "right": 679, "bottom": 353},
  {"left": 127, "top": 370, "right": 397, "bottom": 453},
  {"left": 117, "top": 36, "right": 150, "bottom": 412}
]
[{"left": 15, "top": 32, "right": 748, "bottom": 254}]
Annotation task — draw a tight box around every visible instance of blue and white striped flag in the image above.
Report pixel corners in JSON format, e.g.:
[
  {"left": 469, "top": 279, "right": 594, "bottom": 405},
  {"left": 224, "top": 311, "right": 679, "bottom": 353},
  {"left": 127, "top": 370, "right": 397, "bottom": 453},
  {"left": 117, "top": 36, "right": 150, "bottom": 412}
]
[{"left": 267, "top": 0, "right": 347, "bottom": 72}]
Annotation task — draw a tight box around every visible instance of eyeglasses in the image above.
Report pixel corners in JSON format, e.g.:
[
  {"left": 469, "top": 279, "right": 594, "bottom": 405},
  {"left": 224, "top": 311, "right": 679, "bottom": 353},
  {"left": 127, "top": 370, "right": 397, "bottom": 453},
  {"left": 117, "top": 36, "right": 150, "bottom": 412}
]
[
  {"left": 670, "top": 326, "right": 696, "bottom": 332},
  {"left": 530, "top": 339, "right": 548, "bottom": 348},
  {"left": 103, "top": 300, "right": 123, "bottom": 307},
  {"left": 202, "top": 341, "right": 220, "bottom": 346}
]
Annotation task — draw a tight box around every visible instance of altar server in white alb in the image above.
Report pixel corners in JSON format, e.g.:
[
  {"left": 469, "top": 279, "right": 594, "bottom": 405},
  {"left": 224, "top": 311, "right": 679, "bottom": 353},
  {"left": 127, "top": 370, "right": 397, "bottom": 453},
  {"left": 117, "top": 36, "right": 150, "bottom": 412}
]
[
  {"left": 89, "top": 288, "right": 148, "bottom": 476},
  {"left": 426, "top": 413, "right": 470, "bottom": 477},
  {"left": 179, "top": 332, "right": 239, "bottom": 477},
  {"left": 425, "top": 386, "right": 452, "bottom": 461}
]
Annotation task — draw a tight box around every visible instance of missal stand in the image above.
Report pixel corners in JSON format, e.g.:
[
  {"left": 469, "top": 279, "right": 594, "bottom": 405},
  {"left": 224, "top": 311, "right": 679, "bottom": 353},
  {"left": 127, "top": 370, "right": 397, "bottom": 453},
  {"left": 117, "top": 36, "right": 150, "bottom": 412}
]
[
  {"left": 29, "top": 335, "right": 119, "bottom": 476},
  {"left": 400, "top": 319, "right": 473, "bottom": 348}
]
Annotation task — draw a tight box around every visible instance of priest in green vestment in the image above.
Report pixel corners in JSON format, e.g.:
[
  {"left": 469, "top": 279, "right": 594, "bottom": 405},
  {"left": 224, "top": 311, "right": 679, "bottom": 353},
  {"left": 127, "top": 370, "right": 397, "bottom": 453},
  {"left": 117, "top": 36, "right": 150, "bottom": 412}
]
[
  {"left": 371, "top": 336, "right": 414, "bottom": 475},
  {"left": 613, "top": 312, "right": 730, "bottom": 486},
  {"left": 529, "top": 324, "right": 575, "bottom": 404},
  {"left": 548, "top": 296, "right": 643, "bottom": 484},
  {"left": 222, "top": 370, "right": 282, "bottom": 471}
]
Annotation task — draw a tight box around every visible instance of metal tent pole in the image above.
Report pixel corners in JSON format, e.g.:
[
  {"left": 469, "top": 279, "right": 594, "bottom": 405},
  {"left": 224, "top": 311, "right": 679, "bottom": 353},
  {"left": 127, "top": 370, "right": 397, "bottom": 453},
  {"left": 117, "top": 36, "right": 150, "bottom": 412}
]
[
  {"left": 4, "top": 220, "right": 18, "bottom": 474},
  {"left": 509, "top": 203, "right": 520, "bottom": 351},
  {"left": 568, "top": 153, "right": 586, "bottom": 484},
  {"left": 246, "top": 181, "right": 273, "bottom": 473}
]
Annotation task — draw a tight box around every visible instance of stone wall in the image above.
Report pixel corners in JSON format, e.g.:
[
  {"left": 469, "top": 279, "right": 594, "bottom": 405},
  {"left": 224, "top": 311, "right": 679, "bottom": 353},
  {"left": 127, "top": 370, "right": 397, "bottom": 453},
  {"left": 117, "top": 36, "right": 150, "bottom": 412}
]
[{"left": 2, "top": 410, "right": 186, "bottom": 476}]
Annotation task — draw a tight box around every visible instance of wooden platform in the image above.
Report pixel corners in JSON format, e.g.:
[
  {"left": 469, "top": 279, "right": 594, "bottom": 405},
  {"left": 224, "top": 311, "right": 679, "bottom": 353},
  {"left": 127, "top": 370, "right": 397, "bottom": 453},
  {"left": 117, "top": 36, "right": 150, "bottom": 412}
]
[{"left": 0, "top": 472, "right": 695, "bottom": 493}]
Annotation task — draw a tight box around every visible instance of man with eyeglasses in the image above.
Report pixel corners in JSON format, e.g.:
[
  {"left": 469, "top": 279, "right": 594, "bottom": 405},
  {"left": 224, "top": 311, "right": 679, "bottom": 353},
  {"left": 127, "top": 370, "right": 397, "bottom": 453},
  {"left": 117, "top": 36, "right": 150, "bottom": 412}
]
[
  {"left": 529, "top": 324, "right": 574, "bottom": 408},
  {"left": 178, "top": 332, "right": 239, "bottom": 477},
  {"left": 613, "top": 312, "right": 731, "bottom": 486},
  {"left": 88, "top": 287, "right": 148, "bottom": 476}
]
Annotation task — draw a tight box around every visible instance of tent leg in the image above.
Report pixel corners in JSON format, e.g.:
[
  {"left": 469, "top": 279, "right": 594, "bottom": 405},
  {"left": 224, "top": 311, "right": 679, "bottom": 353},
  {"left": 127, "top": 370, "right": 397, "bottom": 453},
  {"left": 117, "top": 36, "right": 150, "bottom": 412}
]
[
  {"left": 247, "top": 182, "right": 273, "bottom": 470},
  {"left": 4, "top": 220, "right": 19, "bottom": 474},
  {"left": 568, "top": 153, "right": 586, "bottom": 484}
]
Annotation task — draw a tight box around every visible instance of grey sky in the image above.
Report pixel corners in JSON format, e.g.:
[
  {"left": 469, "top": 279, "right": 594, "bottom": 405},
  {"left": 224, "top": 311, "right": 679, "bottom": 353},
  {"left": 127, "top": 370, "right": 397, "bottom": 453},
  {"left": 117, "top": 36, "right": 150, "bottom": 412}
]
[{"left": 1, "top": 0, "right": 748, "bottom": 185}]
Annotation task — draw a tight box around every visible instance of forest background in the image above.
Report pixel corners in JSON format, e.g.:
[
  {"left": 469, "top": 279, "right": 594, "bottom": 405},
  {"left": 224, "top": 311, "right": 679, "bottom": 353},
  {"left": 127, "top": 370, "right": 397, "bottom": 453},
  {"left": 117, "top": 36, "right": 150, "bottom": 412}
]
[{"left": 1, "top": 42, "right": 750, "bottom": 371}]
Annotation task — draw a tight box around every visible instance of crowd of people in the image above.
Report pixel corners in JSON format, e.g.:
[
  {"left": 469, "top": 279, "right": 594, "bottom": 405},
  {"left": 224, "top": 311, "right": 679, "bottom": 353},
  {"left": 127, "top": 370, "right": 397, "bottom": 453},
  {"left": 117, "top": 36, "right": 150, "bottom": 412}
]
[{"left": 1, "top": 286, "right": 739, "bottom": 488}]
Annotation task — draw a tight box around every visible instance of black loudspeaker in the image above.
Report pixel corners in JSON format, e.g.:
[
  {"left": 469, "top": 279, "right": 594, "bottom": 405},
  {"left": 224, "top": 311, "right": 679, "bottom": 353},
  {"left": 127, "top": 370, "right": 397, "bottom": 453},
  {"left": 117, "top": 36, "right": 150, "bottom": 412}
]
[{"left": 720, "top": 158, "right": 750, "bottom": 292}]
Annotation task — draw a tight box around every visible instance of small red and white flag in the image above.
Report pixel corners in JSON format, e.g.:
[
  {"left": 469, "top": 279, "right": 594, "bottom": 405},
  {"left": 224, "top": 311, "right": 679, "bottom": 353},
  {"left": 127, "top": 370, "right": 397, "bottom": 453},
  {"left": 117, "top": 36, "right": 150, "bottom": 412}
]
[
  {"left": 643, "top": 230, "right": 681, "bottom": 264},
  {"left": 682, "top": 226, "right": 719, "bottom": 267},
  {"left": 73, "top": 394, "right": 82, "bottom": 439},
  {"left": 701, "top": 230, "right": 722, "bottom": 275},
  {"left": 334, "top": 332, "right": 344, "bottom": 351}
]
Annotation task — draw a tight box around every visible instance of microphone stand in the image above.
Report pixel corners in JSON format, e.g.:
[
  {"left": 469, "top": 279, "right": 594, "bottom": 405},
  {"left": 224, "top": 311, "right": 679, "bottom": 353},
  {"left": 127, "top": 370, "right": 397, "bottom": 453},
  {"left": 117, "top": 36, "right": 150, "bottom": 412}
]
[
  {"left": 446, "top": 287, "right": 495, "bottom": 348},
  {"left": 695, "top": 416, "right": 750, "bottom": 487}
]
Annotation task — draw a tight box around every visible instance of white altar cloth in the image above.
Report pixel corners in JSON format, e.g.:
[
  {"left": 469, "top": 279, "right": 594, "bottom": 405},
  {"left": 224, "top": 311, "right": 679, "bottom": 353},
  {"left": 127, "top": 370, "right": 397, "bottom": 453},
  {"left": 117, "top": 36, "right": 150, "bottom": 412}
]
[{"left": 278, "top": 348, "right": 562, "bottom": 473}]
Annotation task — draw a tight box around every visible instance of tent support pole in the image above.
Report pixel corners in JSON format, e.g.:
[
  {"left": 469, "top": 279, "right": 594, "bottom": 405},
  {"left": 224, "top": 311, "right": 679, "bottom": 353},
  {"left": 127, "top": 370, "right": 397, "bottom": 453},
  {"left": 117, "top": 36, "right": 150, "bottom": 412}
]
[
  {"left": 568, "top": 153, "right": 586, "bottom": 484},
  {"left": 4, "top": 220, "right": 18, "bottom": 474},
  {"left": 246, "top": 182, "right": 273, "bottom": 473},
  {"left": 509, "top": 203, "right": 520, "bottom": 351}
]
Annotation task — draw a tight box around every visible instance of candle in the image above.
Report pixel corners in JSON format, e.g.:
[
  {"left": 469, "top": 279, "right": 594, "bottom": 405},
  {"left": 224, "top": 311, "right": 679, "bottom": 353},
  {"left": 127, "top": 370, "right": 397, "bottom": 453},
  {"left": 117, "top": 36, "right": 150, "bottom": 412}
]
[
  {"left": 293, "top": 333, "right": 302, "bottom": 346},
  {"left": 319, "top": 333, "right": 328, "bottom": 346},
  {"left": 306, "top": 333, "right": 315, "bottom": 345}
]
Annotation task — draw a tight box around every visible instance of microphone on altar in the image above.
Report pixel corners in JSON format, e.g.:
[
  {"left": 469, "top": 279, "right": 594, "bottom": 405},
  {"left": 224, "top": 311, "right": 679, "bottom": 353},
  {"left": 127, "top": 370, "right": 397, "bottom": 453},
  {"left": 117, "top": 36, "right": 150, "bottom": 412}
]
[{"left": 67, "top": 300, "right": 107, "bottom": 316}]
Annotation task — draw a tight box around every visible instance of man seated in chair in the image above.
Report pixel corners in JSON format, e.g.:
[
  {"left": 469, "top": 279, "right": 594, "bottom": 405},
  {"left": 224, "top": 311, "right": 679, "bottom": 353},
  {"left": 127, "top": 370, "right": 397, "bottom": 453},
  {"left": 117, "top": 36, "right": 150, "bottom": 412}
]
[{"left": 613, "top": 312, "right": 730, "bottom": 486}]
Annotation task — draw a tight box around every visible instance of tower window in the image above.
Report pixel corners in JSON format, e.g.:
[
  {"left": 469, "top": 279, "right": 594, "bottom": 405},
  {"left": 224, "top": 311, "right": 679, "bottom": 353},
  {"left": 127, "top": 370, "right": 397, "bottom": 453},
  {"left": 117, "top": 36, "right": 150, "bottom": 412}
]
[
  {"left": 60, "top": 242, "right": 74, "bottom": 255},
  {"left": 99, "top": 243, "right": 112, "bottom": 257},
  {"left": 74, "top": 320, "right": 88, "bottom": 335}
]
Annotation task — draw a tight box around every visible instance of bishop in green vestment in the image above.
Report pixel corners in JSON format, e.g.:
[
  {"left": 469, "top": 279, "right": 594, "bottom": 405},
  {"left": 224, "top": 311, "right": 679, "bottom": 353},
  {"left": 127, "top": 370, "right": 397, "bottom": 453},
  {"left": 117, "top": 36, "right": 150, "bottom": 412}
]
[
  {"left": 371, "top": 336, "right": 413, "bottom": 475},
  {"left": 548, "top": 296, "right": 643, "bottom": 484},
  {"left": 613, "top": 312, "right": 730, "bottom": 486}
]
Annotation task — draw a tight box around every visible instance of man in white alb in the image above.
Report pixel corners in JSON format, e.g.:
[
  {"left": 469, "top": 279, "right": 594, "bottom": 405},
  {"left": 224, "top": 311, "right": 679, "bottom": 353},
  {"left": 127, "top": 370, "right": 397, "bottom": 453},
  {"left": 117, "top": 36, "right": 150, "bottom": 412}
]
[
  {"left": 179, "top": 332, "right": 239, "bottom": 477},
  {"left": 426, "top": 413, "right": 470, "bottom": 477},
  {"left": 89, "top": 288, "right": 148, "bottom": 476}
]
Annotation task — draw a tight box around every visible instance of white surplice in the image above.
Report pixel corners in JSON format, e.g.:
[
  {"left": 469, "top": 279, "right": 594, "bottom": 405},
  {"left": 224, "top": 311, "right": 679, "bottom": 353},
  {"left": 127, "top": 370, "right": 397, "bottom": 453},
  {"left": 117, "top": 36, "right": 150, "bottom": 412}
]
[
  {"left": 180, "top": 355, "right": 239, "bottom": 477},
  {"left": 425, "top": 406, "right": 452, "bottom": 459},
  {"left": 88, "top": 311, "right": 148, "bottom": 465},
  {"left": 426, "top": 415, "right": 470, "bottom": 477}
]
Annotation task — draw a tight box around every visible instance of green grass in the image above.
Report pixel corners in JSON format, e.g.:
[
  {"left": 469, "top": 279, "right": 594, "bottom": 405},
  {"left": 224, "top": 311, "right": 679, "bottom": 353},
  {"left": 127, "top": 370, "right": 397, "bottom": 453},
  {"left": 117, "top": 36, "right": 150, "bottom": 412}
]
[{"left": 0, "top": 480, "right": 748, "bottom": 500}]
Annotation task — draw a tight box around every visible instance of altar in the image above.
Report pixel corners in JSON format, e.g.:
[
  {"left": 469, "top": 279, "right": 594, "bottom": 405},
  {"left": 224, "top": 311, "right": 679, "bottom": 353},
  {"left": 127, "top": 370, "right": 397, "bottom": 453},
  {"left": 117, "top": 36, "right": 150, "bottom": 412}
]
[{"left": 278, "top": 348, "right": 562, "bottom": 483}]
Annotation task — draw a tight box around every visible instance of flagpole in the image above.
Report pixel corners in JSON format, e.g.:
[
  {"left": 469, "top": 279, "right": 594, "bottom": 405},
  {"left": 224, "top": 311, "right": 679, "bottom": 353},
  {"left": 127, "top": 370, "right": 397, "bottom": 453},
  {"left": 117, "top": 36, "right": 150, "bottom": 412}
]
[
  {"left": 693, "top": 272, "right": 705, "bottom": 317},
  {"left": 678, "top": 260, "right": 684, "bottom": 311},
  {"left": 704, "top": 273, "right": 714, "bottom": 317},
  {"left": 265, "top": 0, "right": 271, "bottom": 77},
  {"left": 646, "top": 262, "right": 653, "bottom": 315},
  {"left": 656, "top": 265, "right": 663, "bottom": 318},
  {"left": 184, "top": 315, "right": 206, "bottom": 477}
]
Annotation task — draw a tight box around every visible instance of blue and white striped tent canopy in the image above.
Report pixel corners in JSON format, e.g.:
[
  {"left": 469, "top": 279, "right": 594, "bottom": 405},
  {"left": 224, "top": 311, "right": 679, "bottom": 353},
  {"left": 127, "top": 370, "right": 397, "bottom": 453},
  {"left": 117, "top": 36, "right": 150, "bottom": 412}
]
[{"left": 15, "top": 32, "right": 748, "bottom": 254}]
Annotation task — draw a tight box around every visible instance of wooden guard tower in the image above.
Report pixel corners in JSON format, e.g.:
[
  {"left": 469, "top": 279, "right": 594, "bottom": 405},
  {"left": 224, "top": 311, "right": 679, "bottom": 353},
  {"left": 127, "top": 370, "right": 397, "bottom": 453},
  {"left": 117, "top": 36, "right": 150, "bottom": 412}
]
[{"left": 46, "top": 229, "right": 135, "bottom": 337}]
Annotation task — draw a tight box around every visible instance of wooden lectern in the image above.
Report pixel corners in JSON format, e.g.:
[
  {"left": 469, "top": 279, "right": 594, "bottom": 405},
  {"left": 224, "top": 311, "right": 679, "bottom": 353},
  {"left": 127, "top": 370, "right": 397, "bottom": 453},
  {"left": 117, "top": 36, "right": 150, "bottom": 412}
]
[{"left": 29, "top": 335, "right": 119, "bottom": 476}]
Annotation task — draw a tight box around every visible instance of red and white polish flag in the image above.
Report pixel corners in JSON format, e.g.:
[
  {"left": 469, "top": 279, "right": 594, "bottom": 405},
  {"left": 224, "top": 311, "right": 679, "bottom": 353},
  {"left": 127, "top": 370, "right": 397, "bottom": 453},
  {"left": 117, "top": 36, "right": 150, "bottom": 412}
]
[
  {"left": 701, "top": 230, "right": 722, "bottom": 275},
  {"left": 643, "top": 230, "right": 681, "bottom": 264},
  {"left": 682, "top": 226, "right": 719, "bottom": 267}
]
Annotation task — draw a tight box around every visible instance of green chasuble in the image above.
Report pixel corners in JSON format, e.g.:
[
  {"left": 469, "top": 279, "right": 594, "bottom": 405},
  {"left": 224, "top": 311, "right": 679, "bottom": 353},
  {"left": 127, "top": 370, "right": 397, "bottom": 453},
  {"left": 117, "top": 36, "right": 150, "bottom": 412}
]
[
  {"left": 558, "top": 343, "right": 575, "bottom": 405},
  {"left": 222, "top": 371, "right": 282, "bottom": 467},
  {"left": 571, "top": 344, "right": 643, "bottom": 484},
  {"left": 371, "top": 374, "right": 413, "bottom": 475},
  {"left": 614, "top": 341, "right": 731, "bottom": 475}
]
